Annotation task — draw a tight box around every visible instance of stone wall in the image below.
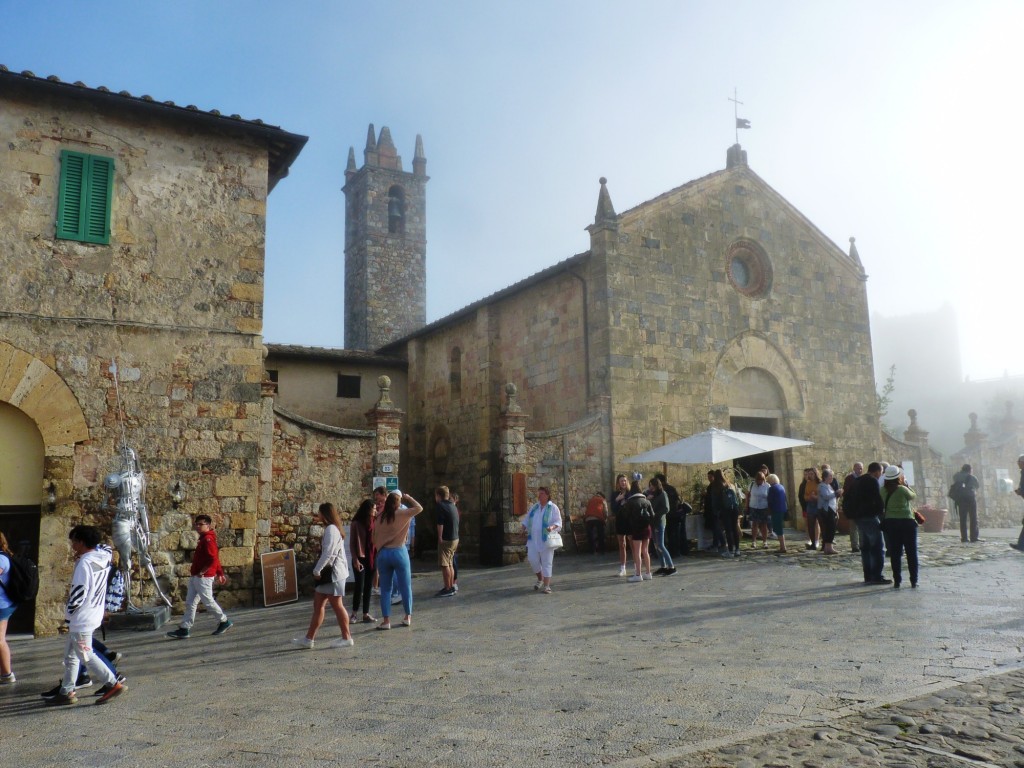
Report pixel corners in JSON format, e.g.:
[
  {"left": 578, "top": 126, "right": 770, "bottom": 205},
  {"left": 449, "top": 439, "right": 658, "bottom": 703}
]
[
  {"left": 264, "top": 408, "right": 374, "bottom": 589},
  {"left": 401, "top": 270, "right": 591, "bottom": 550}
]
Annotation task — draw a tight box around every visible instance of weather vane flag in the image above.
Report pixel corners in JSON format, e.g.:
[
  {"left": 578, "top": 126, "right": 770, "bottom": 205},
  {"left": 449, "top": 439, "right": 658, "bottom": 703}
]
[{"left": 729, "top": 87, "right": 751, "bottom": 143}]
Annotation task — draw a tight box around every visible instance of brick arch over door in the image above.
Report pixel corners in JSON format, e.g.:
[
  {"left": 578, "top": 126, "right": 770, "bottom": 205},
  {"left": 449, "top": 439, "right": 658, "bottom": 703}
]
[
  {"left": 710, "top": 333, "right": 804, "bottom": 415},
  {"left": 0, "top": 341, "right": 89, "bottom": 453}
]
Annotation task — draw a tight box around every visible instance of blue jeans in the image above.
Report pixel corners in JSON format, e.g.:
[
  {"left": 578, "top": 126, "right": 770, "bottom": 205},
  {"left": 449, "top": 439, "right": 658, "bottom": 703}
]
[
  {"left": 856, "top": 517, "right": 884, "bottom": 581},
  {"left": 653, "top": 522, "right": 674, "bottom": 568},
  {"left": 377, "top": 546, "right": 412, "bottom": 618}
]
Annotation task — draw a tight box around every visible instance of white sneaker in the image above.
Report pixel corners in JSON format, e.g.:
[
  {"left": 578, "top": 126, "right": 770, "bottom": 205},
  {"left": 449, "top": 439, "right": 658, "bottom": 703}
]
[
  {"left": 642, "top": 573, "right": 653, "bottom": 581},
  {"left": 617, "top": 566, "right": 627, "bottom": 577},
  {"left": 627, "top": 574, "right": 643, "bottom": 583},
  {"left": 291, "top": 636, "right": 314, "bottom": 650},
  {"left": 0, "top": 673, "right": 15, "bottom": 684},
  {"left": 371, "top": 587, "right": 381, "bottom": 596},
  {"left": 329, "top": 637, "right": 355, "bottom": 648},
  {"left": 390, "top": 594, "right": 403, "bottom": 605},
  {"left": 534, "top": 580, "right": 543, "bottom": 591}
]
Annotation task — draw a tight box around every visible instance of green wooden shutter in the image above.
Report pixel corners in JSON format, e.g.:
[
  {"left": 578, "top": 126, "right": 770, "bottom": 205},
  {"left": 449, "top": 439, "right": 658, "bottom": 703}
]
[
  {"left": 56, "top": 150, "right": 114, "bottom": 244},
  {"left": 83, "top": 156, "right": 114, "bottom": 244},
  {"left": 56, "top": 150, "right": 86, "bottom": 239}
]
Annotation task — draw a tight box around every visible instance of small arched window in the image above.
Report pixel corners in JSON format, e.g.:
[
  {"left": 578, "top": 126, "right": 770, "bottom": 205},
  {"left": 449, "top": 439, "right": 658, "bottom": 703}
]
[
  {"left": 387, "top": 185, "right": 406, "bottom": 234},
  {"left": 450, "top": 347, "right": 462, "bottom": 398}
]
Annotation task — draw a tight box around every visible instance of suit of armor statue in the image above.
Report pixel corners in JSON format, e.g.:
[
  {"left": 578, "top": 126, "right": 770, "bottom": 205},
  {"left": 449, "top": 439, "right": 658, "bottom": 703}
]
[{"left": 104, "top": 445, "right": 172, "bottom": 611}]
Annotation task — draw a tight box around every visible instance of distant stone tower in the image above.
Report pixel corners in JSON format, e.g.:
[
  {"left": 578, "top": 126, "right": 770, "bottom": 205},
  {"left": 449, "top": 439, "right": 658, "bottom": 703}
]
[{"left": 343, "top": 124, "right": 428, "bottom": 350}]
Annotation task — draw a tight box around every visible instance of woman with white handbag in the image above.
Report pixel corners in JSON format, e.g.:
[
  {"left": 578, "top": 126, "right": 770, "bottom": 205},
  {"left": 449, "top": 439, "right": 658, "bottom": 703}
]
[
  {"left": 292, "top": 502, "right": 353, "bottom": 649},
  {"left": 522, "top": 487, "right": 563, "bottom": 594}
]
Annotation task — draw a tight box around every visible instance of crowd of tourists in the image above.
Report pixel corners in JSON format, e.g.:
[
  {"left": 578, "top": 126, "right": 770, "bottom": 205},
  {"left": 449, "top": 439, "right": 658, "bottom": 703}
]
[
  {"left": 581, "top": 455, "right": 1024, "bottom": 592},
  {"left": 2, "top": 456, "right": 1023, "bottom": 705}
]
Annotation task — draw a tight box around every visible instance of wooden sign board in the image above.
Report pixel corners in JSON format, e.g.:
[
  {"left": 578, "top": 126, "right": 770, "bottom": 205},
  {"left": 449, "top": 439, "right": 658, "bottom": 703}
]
[{"left": 260, "top": 549, "right": 298, "bottom": 607}]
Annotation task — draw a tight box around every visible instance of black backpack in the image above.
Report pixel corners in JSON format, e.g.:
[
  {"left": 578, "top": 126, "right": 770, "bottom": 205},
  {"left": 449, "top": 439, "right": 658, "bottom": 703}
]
[{"left": 1, "top": 552, "right": 39, "bottom": 604}]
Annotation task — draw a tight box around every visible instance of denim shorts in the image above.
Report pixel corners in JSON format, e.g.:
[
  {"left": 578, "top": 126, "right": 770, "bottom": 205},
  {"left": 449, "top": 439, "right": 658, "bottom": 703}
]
[{"left": 0, "top": 604, "right": 16, "bottom": 621}]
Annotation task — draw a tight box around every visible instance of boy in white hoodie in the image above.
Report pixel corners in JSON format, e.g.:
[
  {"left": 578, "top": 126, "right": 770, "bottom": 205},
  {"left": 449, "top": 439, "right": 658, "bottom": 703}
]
[{"left": 46, "top": 525, "right": 125, "bottom": 706}]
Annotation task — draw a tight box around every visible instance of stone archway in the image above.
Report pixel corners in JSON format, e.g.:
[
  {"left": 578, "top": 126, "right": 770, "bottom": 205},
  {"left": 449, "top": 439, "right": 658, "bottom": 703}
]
[
  {"left": 0, "top": 341, "right": 89, "bottom": 452},
  {"left": 710, "top": 333, "right": 805, "bottom": 498},
  {"left": 710, "top": 333, "right": 803, "bottom": 417},
  {"left": 0, "top": 341, "right": 90, "bottom": 635}
]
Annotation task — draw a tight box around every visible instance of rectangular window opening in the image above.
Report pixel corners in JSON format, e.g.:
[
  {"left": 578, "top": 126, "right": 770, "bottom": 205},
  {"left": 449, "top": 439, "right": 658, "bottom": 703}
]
[{"left": 337, "top": 374, "right": 361, "bottom": 399}]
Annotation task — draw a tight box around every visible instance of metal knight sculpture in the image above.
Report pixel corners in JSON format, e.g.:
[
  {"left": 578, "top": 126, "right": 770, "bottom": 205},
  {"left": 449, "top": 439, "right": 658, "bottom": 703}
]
[{"left": 105, "top": 361, "right": 172, "bottom": 611}]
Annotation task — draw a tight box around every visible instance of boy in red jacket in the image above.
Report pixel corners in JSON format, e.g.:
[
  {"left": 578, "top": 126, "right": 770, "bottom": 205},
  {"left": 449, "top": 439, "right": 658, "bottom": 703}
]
[{"left": 166, "top": 515, "right": 232, "bottom": 639}]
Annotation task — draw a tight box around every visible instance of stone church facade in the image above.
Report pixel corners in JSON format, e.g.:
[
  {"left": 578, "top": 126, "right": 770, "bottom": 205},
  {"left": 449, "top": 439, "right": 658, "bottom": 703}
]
[{"left": 377, "top": 144, "right": 884, "bottom": 561}]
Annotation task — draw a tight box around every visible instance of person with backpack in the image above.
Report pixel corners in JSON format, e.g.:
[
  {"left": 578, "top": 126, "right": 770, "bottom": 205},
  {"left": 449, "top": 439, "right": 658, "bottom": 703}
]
[
  {"left": 625, "top": 480, "right": 655, "bottom": 581},
  {"left": 711, "top": 469, "right": 741, "bottom": 557},
  {"left": 950, "top": 464, "right": 981, "bottom": 543},
  {"left": 0, "top": 531, "right": 18, "bottom": 684},
  {"left": 46, "top": 525, "right": 125, "bottom": 706}
]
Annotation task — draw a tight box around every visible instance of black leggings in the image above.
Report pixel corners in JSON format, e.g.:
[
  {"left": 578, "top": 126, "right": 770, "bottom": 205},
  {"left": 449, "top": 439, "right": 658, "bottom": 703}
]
[
  {"left": 723, "top": 509, "right": 740, "bottom": 551},
  {"left": 351, "top": 557, "right": 375, "bottom": 615}
]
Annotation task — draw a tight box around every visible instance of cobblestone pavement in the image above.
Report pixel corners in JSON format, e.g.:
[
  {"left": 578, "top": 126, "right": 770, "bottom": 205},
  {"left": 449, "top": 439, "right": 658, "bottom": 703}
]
[{"left": 3, "top": 527, "right": 1024, "bottom": 768}]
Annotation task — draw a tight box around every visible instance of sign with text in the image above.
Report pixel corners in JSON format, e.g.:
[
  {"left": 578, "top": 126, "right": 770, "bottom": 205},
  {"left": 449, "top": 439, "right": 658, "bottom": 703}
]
[
  {"left": 372, "top": 476, "right": 400, "bottom": 493},
  {"left": 260, "top": 549, "right": 298, "bottom": 607}
]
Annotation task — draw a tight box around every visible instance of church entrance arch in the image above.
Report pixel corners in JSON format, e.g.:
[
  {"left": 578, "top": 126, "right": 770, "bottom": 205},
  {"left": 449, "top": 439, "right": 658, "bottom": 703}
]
[{"left": 711, "top": 333, "right": 804, "bottom": 497}]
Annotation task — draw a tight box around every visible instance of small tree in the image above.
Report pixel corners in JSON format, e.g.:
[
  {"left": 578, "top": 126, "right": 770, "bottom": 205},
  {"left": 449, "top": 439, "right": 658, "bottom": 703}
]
[{"left": 877, "top": 364, "right": 897, "bottom": 433}]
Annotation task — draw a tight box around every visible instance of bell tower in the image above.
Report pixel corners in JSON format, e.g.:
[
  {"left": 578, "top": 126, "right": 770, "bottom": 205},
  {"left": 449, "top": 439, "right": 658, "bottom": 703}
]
[{"left": 343, "top": 124, "right": 428, "bottom": 350}]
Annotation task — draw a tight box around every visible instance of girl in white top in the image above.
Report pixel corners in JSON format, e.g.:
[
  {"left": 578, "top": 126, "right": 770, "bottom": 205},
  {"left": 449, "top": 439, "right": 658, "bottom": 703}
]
[
  {"left": 746, "top": 472, "right": 771, "bottom": 548},
  {"left": 292, "top": 502, "right": 353, "bottom": 649}
]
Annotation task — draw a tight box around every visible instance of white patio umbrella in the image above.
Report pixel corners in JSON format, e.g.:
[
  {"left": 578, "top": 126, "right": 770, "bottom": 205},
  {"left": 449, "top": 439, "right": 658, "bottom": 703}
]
[{"left": 623, "top": 427, "right": 813, "bottom": 465}]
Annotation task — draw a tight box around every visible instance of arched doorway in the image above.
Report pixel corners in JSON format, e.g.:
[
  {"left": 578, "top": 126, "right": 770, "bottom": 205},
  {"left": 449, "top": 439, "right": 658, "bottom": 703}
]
[
  {"left": 711, "top": 333, "right": 805, "bottom": 494},
  {"left": 0, "top": 340, "right": 90, "bottom": 635},
  {"left": 0, "top": 402, "right": 44, "bottom": 635}
]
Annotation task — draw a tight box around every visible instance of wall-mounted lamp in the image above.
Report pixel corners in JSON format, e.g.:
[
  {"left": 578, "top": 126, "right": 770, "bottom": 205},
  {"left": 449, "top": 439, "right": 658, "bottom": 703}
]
[
  {"left": 47, "top": 482, "right": 56, "bottom": 512},
  {"left": 169, "top": 480, "right": 186, "bottom": 509}
]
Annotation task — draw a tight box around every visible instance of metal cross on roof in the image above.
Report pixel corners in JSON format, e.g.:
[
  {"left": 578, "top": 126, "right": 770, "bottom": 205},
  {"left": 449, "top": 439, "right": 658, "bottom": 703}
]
[{"left": 729, "top": 87, "right": 751, "bottom": 144}]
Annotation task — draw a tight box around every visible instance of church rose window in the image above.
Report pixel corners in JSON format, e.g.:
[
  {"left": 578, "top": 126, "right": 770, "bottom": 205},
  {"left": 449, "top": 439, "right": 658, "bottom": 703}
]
[{"left": 726, "top": 239, "right": 771, "bottom": 297}]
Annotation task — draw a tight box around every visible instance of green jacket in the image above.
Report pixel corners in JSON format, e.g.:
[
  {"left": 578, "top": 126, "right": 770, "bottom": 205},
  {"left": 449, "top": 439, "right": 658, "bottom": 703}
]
[{"left": 881, "top": 485, "right": 916, "bottom": 520}]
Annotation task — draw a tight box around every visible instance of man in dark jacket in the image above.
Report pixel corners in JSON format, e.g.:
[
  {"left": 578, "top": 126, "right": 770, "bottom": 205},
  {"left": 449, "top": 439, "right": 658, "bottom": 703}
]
[
  {"left": 844, "top": 462, "right": 890, "bottom": 584},
  {"left": 951, "top": 464, "right": 981, "bottom": 543}
]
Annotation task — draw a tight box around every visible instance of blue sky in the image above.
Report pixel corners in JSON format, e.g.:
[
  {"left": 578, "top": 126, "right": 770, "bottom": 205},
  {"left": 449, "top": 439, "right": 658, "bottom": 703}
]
[{"left": 4, "top": 1, "right": 1022, "bottom": 381}]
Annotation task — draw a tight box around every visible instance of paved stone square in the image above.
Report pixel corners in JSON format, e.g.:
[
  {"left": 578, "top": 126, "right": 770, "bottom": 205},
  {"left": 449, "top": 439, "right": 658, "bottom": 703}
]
[{"left": 3, "top": 529, "right": 1024, "bottom": 767}]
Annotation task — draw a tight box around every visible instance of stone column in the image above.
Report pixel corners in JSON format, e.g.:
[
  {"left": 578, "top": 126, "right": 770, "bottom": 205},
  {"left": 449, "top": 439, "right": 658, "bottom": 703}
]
[
  {"left": 366, "top": 375, "right": 404, "bottom": 483},
  {"left": 498, "top": 383, "right": 529, "bottom": 563},
  {"left": 256, "top": 370, "right": 277, "bottom": 558},
  {"left": 902, "top": 409, "right": 935, "bottom": 506}
]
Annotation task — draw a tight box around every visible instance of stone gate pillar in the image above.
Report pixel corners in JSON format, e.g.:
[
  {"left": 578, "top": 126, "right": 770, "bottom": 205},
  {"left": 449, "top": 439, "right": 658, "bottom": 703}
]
[
  {"left": 366, "top": 375, "right": 404, "bottom": 485},
  {"left": 498, "top": 382, "right": 529, "bottom": 563}
]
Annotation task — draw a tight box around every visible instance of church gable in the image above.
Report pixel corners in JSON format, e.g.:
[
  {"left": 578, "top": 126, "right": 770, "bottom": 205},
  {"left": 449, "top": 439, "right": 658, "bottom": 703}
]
[{"left": 595, "top": 151, "right": 878, "bottom": 468}]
